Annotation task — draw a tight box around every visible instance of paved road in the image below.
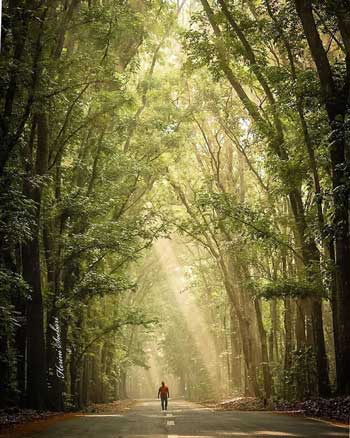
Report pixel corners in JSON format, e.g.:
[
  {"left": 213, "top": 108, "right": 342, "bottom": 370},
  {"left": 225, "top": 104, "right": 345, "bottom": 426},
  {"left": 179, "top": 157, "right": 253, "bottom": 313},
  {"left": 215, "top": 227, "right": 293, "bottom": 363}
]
[{"left": 29, "top": 399, "right": 348, "bottom": 438}]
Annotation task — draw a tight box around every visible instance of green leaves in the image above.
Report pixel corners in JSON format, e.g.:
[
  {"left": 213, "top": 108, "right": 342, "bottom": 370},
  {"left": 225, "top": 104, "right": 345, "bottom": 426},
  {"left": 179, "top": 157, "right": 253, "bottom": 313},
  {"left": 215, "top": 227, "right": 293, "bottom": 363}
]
[
  {"left": 0, "top": 268, "right": 31, "bottom": 300},
  {"left": 256, "top": 278, "right": 326, "bottom": 300},
  {"left": 0, "top": 180, "right": 36, "bottom": 248},
  {"left": 72, "top": 272, "right": 136, "bottom": 302}
]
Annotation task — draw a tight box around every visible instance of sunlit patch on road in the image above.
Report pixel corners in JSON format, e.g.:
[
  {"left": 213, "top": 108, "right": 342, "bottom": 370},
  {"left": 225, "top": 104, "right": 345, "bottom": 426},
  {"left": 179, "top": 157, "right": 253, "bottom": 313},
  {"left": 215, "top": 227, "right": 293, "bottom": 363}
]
[
  {"left": 250, "top": 431, "right": 298, "bottom": 436},
  {"left": 123, "top": 435, "right": 166, "bottom": 438},
  {"left": 212, "top": 433, "right": 297, "bottom": 437},
  {"left": 77, "top": 414, "right": 124, "bottom": 418}
]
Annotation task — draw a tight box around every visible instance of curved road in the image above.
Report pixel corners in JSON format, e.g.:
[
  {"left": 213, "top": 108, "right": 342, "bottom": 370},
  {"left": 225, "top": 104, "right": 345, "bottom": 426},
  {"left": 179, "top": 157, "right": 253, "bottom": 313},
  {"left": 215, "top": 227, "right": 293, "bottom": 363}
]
[{"left": 28, "top": 399, "right": 347, "bottom": 438}]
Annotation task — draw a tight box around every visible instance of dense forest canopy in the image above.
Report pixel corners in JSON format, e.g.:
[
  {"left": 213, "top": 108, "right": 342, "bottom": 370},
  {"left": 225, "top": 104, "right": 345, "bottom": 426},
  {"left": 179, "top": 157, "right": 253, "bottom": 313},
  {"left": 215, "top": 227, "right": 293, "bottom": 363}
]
[{"left": 1, "top": 0, "right": 350, "bottom": 411}]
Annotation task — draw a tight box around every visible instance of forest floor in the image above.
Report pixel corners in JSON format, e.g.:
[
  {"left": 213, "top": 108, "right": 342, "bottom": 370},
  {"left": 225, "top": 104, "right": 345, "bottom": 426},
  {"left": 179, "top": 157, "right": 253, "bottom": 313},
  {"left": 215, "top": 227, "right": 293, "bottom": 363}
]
[
  {"left": 203, "top": 396, "right": 350, "bottom": 425},
  {"left": 0, "top": 399, "right": 135, "bottom": 438}
]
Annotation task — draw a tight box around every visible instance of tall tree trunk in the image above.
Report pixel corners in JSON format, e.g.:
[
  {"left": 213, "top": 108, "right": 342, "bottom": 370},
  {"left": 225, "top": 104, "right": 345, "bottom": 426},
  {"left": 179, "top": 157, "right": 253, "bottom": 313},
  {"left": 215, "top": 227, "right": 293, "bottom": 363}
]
[
  {"left": 294, "top": 300, "right": 309, "bottom": 398},
  {"left": 222, "top": 258, "right": 261, "bottom": 397},
  {"left": 283, "top": 298, "right": 293, "bottom": 400},
  {"left": 22, "top": 220, "right": 47, "bottom": 410},
  {"left": 254, "top": 299, "right": 272, "bottom": 399},
  {"left": 0, "top": 0, "right": 32, "bottom": 175},
  {"left": 22, "top": 112, "right": 49, "bottom": 409},
  {"left": 290, "top": 199, "right": 331, "bottom": 397},
  {"left": 46, "top": 310, "right": 65, "bottom": 410},
  {"left": 294, "top": 0, "right": 350, "bottom": 395},
  {"left": 43, "top": 222, "right": 65, "bottom": 411},
  {"left": 270, "top": 300, "right": 279, "bottom": 362},
  {"left": 119, "top": 370, "right": 127, "bottom": 399},
  {"left": 230, "top": 306, "right": 243, "bottom": 393},
  {"left": 81, "top": 355, "right": 89, "bottom": 407}
]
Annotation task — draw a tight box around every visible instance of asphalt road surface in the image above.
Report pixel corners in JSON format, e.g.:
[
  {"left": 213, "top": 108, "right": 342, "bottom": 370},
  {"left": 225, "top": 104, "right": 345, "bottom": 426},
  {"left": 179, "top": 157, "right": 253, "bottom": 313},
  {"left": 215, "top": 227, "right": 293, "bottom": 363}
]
[{"left": 29, "top": 399, "right": 348, "bottom": 438}]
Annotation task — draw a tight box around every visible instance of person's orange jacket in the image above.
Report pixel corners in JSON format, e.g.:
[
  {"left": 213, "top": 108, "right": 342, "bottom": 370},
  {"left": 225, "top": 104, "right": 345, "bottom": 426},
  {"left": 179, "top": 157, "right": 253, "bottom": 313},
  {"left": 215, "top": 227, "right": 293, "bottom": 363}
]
[{"left": 158, "top": 385, "right": 169, "bottom": 398}]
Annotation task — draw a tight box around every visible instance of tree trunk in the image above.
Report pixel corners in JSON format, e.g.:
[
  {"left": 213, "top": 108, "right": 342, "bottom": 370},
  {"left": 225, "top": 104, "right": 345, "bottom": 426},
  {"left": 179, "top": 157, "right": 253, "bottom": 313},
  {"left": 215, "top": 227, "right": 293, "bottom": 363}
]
[
  {"left": 311, "top": 299, "right": 330, "bottom": 395},
  {"left": 283, "top": 298, "right": 293, "bottom": 400},
  {"left": 22, "top": 227, "right": 47, "bottom": 409},
  {"left": 230, "top": 307, "right": 243, "bottom": 393},
  {"left": 43, "top": 221, "right": 65, "bottom": 410},
  {"left": 46, "top": 311, "right": 65, "bottom": 410},
  {"left": 119, "top": 370, "right": 127, "bottom": 399},
  {"left": 271, "top": 300, "right": 279, "bottom": 362},
  {"left": 254, "top": 299, "right": 272, "bottom": 399},
  {"left": 294, "top": 0, "right": 350, "bottom": 395},
  {"left": 70, "top": 354, "right": 77, "bottom": 407},
  {"left": 294, "top": 300, "right": 309, "bottom": 398},
  {"left": 81, "top": 355, "right": 89, "bottom": 407},
  {"left": 221, "top": 259, "right": 261, "bottom": 397},
  {"left": 22, "top": 112, "right": 49, "bottom": 409}
]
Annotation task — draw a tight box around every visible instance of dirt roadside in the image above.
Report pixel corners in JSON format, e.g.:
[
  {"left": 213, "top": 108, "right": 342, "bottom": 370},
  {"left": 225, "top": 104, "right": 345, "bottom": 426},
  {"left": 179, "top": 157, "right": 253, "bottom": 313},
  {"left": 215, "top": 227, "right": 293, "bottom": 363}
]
[{"left": 201, "top": 396, "right": 349, "bottom": 427}]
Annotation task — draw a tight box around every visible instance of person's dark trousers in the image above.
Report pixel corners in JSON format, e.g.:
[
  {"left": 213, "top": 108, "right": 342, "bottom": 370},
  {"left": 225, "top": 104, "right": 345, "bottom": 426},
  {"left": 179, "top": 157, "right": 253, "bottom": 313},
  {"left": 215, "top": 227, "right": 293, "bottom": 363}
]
[{"left": 161, "top": 397, "right": 168, "bottom": 410}]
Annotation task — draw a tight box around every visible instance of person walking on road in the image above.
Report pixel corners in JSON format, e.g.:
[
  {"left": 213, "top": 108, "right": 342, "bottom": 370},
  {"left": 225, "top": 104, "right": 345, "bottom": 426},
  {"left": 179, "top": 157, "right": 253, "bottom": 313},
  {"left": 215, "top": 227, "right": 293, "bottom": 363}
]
[{"left": 158, "top": 381, "right": 170, "bottom": 411}]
